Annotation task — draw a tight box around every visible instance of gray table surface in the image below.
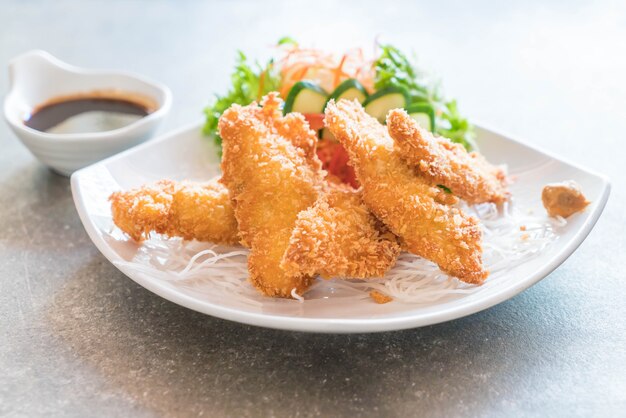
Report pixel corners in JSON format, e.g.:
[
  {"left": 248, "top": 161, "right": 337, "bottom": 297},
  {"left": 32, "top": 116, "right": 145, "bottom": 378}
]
[{"left": 1, "top": 1, "right": 625, "bottom": 417}]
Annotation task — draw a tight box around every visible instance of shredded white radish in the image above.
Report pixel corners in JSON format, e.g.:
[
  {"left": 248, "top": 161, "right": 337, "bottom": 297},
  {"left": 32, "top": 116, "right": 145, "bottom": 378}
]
[
  {"left": 112, "top": 199, "right": 565, "bottom": 305},
  {"left": 291, "top": 288, "right": 305, "bottom": 303}
]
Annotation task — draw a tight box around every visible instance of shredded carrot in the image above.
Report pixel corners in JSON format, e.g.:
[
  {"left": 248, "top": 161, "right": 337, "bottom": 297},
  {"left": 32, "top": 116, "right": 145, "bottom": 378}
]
[
  {"left": 276, "top": 44, "right": 376, "bottom": 97},
  {"left": 294, "top": 65, "right": 309, "bottom": 81},
  {"left": 333, "top": 54, "right": 348, "bottom": 88},
  {"left": 280, "top": 64, "right": 313, "bottom": 97}
]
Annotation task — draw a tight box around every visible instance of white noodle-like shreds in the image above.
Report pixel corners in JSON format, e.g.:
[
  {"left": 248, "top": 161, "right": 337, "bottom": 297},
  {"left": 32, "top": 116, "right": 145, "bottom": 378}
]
[
  {"left": 112, "top": 199, "right": 565, "bottom": 305},
  {"left": 291, "top": 288, "right": 305, "bottom": 303}
]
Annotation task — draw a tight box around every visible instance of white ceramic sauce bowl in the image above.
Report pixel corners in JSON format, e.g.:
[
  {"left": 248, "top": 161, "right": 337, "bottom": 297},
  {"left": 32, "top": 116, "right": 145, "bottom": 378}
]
[{"left": 4, "top": 50, "right": 172, "bottom": 176}]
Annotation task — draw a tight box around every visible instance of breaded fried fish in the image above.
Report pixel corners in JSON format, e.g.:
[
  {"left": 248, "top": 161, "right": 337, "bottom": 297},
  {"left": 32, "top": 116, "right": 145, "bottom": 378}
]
[
  {"left": 325, "top": 99, "right": 488, "bottom": 284},
  {"left": 387, "top": 109, "right": 508, "bottom": 204},
  {"left": 218, "top": 93, "right": 324, "bottom": 297},
  {"left": 110, "top": 175, "right": 397, "bottom": 283},
  {"left": 282, "top": 184, "right": 401, "bottom": 279},
  {"left": 109, "top": 178, "right": 239, "bottom": 244}
]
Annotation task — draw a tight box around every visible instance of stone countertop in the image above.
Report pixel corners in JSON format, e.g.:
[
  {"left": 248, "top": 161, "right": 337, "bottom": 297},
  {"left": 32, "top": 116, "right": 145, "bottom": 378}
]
[{"left": 1, "top": 1, "right": 624, "bottom": 416}]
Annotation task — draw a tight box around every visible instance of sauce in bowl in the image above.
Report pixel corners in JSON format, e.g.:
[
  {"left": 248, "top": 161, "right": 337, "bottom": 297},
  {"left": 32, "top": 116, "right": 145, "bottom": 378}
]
[{"left": 24, "top": 90, "right": 156, "bottom": 134}]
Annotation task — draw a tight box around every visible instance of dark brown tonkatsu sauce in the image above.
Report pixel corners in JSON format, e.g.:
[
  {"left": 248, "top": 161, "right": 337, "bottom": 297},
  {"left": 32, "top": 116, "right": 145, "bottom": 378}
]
[{"left": 24, "top": 93, "right": 154, "bottom": 134}]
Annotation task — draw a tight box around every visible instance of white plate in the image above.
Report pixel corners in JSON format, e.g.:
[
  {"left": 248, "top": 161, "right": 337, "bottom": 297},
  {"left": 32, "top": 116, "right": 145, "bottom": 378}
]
[{"left": 71, "top": 121, "right": 610, "bottom": 333}]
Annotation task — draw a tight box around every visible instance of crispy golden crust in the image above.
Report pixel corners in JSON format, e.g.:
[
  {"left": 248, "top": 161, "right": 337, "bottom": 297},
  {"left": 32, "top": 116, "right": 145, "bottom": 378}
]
[
  {"left": 109, "top": 178, "right": 239, "bottom": 244},
  {"left": 387, "top": 109, "right": 509, "bottom": 204},
  {"left": 218, "top": 93, "right": 324, "bottom": 298},
  {"left": 325, "top": 99, "right": 488, "bottom": 284},
  {"left": 282, "top": 184, "right": 401, "bottom": 279}
]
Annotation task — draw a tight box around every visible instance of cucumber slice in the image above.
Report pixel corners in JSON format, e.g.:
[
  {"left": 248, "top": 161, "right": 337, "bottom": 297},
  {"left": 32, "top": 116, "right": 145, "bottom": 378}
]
[
  {"left": 283, "top": 81, "right": 328, "bottom": 115},
  {"left": 363, "top": 86, "right": 409, "bottom": 123},
  {"left": 325, "top": 79, "right": 368, "bottom": 109},
  {"left": 406, "top": 103, "right": 435, "bottom": 132}
]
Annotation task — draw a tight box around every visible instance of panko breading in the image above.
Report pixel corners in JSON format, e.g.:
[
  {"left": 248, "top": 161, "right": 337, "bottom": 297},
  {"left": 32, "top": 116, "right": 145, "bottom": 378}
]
[
  {"left": 218, "top": 93, "right": 324, "bottom": 298},
  {"left": 282, "top": 184, "right": 401, "bottom": 279},
  {"left": 325, "top": 99, "right": 488, "bottom": 284},
  {"left": 109, "top": 178, "right": 239, "bottom": 244},
  {"left": 387, "top": 108, "right": 508, "bottom": 204},
  {"left": 370, "top": 290, "right": 393, "bottom": 304}
]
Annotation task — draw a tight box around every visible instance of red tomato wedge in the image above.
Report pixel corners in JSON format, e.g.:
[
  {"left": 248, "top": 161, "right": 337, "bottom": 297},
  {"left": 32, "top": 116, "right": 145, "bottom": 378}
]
[
  {"left": 316, "top": 139, "right": 359, "bottom": 189},
  {"left": 303, "top": 113, "right": 325, "bottom": 131},
  {"left": 301, "top": 113, "right": 359, "bottom": 188}
]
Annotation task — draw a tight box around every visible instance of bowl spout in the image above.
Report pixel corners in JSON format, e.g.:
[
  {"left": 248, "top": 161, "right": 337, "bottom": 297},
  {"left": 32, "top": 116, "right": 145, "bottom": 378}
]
[{"left": 8, "top": 50, "right": 74, "bottom": 94}]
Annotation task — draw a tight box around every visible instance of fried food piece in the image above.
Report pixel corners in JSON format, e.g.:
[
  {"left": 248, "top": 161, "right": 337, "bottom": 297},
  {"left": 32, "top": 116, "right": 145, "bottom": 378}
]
[
  {"left": 109, "top": 178, "right": 239, "bottom": 244},
  {"left": 370, "top": 290, "right": 393, "bottom": 304},
  {"left": 325, "top": 99, "right": 487, "bottom": 284},
  {"left": 282, "top": 184, "right": 401, "bottom": 279},
  {"left": 387, "top": 108, "right": 508, "bottom": 204},
  {"left": 542, "top": 180, "right": 590, "bottom": 218},
  {"left": 218, "top": 93, "right": 324, "bottom": 298}
]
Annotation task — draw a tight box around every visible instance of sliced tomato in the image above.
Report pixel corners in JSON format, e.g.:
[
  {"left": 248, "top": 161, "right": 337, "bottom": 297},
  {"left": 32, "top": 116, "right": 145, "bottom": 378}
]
[
  {"left": 316, "top": 139, "right": 359, "bottom": 189},
  {"left": 303, "top": 113, "right": 325, "bottom": 131}
]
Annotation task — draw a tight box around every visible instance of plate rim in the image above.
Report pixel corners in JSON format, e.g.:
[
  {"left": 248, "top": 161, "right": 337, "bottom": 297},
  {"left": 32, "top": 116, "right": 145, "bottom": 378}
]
[{"left": 70, "top": 121, "right": 611, "bottom": 333}]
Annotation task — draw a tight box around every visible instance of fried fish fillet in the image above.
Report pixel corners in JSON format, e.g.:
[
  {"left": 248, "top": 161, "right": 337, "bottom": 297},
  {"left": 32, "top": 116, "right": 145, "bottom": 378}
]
[
  {"left": 325, "top": 99, "right": 488, "bottom": 284},
  {"left": 218, "top": 93, "right": 324, "bottom": 297},
  {"left": 282, "top": 184, "right": 401, "bottom": 279},
  {"left": 110, "top": 173, "right": 398, "bottom": 286},
  {"left": 110, "top": 176, "right": 398, "bottom": 283},
  {"left": 109, "top": 178, "right": 239, "bottom": 244},
  {"left": 387, "top": 109, "right": 508, "bottom": 204}
]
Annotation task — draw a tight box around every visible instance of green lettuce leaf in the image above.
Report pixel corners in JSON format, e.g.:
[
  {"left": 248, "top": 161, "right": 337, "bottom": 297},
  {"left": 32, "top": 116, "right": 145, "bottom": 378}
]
[
  {"left": 203, "top": 51, "right": 281, "bottom": 149},
  {"left": 373, "top": 44, "right": 476, "bottom": 150}
]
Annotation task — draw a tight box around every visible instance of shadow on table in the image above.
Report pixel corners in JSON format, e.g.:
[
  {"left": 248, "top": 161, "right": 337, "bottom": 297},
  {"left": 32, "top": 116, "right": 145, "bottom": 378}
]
[{"left": 46, "top": 256, "right": 567, "bottom": 417}]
